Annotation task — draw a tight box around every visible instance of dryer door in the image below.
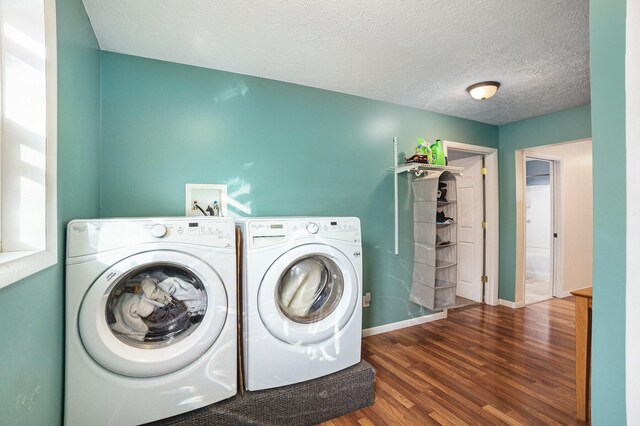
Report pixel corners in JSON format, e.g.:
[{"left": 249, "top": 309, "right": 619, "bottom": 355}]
[
  {"left": 79, "top": 250, "right": 228, "bottom": 377},
  {"left": 258, "top": 243, "right": 359, "bottom": 345}
]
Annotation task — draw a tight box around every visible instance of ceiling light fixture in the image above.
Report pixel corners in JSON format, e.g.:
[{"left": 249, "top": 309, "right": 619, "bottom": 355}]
[{"left": 466, "top": 81, "right": 501, "bottom": 100}]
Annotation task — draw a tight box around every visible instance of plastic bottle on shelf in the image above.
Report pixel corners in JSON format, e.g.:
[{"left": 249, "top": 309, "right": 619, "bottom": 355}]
[
  {"left": 416, "top": 138, "right": 432, "bottom": 158},
  {"left": 430, "top": 139, "right": 445, "bottom": 165}
]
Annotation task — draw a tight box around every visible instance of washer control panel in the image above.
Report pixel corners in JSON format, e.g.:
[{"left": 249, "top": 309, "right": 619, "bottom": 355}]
[
  {"left": 247, "top": 218, "right": 361, "bottom": 249},
  {"left": 68, "top": 218, "right": 235, "bottom": 257}
]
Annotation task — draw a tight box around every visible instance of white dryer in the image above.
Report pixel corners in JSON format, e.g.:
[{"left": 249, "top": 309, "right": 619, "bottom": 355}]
[
  {"left": 238, "top": 217, "right": 362, "bottom": 391},
  {"left": 65, "top": 217, "right": 237, "bottom": 426}
]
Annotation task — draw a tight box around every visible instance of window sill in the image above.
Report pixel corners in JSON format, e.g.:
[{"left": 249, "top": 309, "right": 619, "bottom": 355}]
[{"left": 0, "top": 250, "right": 57, "bottom": 290}]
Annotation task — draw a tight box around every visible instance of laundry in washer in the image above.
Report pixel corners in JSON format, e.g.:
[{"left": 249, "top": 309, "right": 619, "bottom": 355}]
[
  {"left": 109, "top": 271, "right": 208, "bottom": 341},
  {"left": 110, "top": 292, "right": 158, "bottom": 341},
  {"left": 152, "top": 272, "right": 207, "bottom": 316},
  {"left": 144, "top": 299, "right": 191, "bottom": 341},
  {"left": 141, "top": 276, "right": 172, "bottom": 304}
]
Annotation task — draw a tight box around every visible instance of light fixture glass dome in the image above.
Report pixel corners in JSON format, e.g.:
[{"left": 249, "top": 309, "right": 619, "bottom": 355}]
[{"left": 466, "top": 81, "right": 501, "bottom": 100}]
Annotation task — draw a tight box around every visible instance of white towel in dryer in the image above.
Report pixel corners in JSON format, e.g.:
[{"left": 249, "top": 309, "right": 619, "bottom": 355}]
[{"left": 279, "top": 260, "right": 325, "bottom": 317}]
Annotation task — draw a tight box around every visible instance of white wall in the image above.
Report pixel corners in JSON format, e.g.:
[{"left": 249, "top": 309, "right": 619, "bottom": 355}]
[
  {"left": 525, "top": 184, "right": 551, "bottom": 278},
  {"left": 529, "top": 140, "right": 593, "bottom": 294}
]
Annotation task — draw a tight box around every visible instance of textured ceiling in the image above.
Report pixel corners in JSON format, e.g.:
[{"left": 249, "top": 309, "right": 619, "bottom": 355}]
[{"left": 81, "top": 0, "right": 590, "bottom": 126}]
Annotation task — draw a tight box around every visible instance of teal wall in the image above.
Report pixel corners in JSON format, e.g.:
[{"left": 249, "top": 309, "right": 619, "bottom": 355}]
[
  {"left": 497, "top": 105, "right": 592, "bottom": 301},
  {"left": 1, "top": 1, "right": 627, "bottom": 422},
  {"left": 99, "top": 52, "right": 499, "bottom": 329},
  {"left": 590, "top": 0, "right": 627, "bottom": 423},
  {"left": 0, "top": 0, "right": 101, "bottom": 423}
]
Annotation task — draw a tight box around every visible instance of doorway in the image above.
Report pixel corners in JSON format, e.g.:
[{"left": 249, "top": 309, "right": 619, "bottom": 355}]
[
  {"left": 448, "top": 152, "right": 484, "bottom": 303},
  {"left": 444, "top": 140, "right": 499, "bottom": 306},
  {"left": 515, "top": 140, "right": 593, "bottom": 307},
  {"left": 524, "top": 157, "right": 557, "bottom": 304}
]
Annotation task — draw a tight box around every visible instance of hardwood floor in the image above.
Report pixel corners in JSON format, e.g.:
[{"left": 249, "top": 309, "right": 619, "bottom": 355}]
[{"left": 323, "top": 297, "right": 587, "bottom": 426}]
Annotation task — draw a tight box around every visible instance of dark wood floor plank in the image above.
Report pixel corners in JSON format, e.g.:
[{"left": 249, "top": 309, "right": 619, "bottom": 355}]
[{"left": 320, "top": 298, "right": 588, "bottom": 426}]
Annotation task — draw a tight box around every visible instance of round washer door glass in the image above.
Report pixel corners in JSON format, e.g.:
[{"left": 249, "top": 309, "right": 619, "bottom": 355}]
[
  {"left": 105, "top": 264, "right": 207, "bottom": 348},
  {"left": 79, "top": 250, "right": 228, "bottom": 378},
  {"left": 276, "top": 256, "right": 343, "bottom": 324},
  {"left": 258, "top": 244, "right": 358, "bottom": 345}
]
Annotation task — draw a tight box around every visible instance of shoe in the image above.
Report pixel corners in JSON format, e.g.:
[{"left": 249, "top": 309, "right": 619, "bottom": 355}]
[
  {"left": 437, "top": 183, "right": 448, "bottom": 201},
  {"left": 436, "top": 211, "right": 454, "bottom": 224}
]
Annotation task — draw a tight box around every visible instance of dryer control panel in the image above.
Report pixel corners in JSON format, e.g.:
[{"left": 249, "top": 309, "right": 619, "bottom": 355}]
[
  {"left": 68, "top": 218, "right": 235, "bottom": 258},
  {"left": 247, "top": 218, "right": 361, "bottom": 249}
]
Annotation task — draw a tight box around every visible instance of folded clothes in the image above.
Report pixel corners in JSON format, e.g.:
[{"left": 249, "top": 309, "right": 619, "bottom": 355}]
[{"left": 404, "top": 154, "right": 431, "bottom": 164}]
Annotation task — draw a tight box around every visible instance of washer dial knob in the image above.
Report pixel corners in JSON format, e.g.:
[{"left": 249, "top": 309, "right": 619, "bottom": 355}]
[
  {"left": 306, "top": 222, "right": 319, "bottom": 234},
  {"left": 151, "top": 224, "right": 167, "bottom": 238}
]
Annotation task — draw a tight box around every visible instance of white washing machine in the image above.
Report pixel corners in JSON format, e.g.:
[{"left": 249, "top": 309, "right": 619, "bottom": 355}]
[
  {"left": 238, "top": 217, "right": 362, "bottom": 391},
  {"left": 65, "top": 217, "right": 237, "bottom": 426}
]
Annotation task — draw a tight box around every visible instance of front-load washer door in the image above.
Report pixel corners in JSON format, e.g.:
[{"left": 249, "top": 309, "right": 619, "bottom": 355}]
[
  {"left": 79, "top": 250, "right": 228, "bottom": 378},
  {"left": 257, "top": 244, "right": 358, "bottom": 345}
]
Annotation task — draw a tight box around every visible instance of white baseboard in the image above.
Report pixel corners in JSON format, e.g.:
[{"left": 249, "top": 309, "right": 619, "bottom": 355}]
[
  {"left": 362, "top": 311, "right": 447, "bottom": 337},
  {"left": 498, "top": 299, "right": 526, "bottom": 309}
]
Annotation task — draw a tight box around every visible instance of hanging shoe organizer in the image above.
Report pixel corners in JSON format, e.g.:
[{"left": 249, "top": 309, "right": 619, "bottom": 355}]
[
  {"left": 408, "top": 171, "right": 459, "bottom": 310},
  {"left": 392, "top": 137, "right": 464, "bottom": 310}
]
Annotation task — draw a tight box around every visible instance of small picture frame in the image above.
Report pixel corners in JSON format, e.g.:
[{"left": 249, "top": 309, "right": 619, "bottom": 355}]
[{"left": 185, "top": 184, "right": 228, "bottom": 217}]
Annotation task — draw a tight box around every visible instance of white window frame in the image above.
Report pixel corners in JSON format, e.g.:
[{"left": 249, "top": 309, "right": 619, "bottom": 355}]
[{"left": 0, "top": 0, "right": 57, "bottom": 290}]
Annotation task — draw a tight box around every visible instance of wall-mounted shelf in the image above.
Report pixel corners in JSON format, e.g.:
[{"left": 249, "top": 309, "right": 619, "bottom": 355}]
[
  {"left": 397, "top": 162, "right": 464, "bottom": 176},
  {"left": 393, "top": 136, "right": 463, "bottom": 255}
]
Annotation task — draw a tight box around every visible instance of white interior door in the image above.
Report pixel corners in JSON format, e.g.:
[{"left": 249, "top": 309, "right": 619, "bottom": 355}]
[{"left": 449, "top": 155, "right": 484, "bottom": 302}]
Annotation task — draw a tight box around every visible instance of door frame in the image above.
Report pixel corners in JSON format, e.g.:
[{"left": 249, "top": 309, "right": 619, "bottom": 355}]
[
  {"left": 519, "top": 152, "right": 563, "bottom": 304},
  {"left": 443, "top": 141, "right": 499, "bottom": 306},
  {"left": 447, "top": 154, "right": 484, "bottom": 303}
]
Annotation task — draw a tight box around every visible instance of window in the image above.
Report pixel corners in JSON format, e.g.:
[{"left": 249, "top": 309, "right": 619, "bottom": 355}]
[{"left": 0, "top": 0, "right": 57, "bottom": 289}]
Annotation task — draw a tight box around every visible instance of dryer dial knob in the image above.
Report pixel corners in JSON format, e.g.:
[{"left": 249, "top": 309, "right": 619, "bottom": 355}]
[
  {"left": 151, "top": 224, "right": 167, "bottom": 238},
  {"left": 306, "top": 222, "right": 319, "bottom": 234}
]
